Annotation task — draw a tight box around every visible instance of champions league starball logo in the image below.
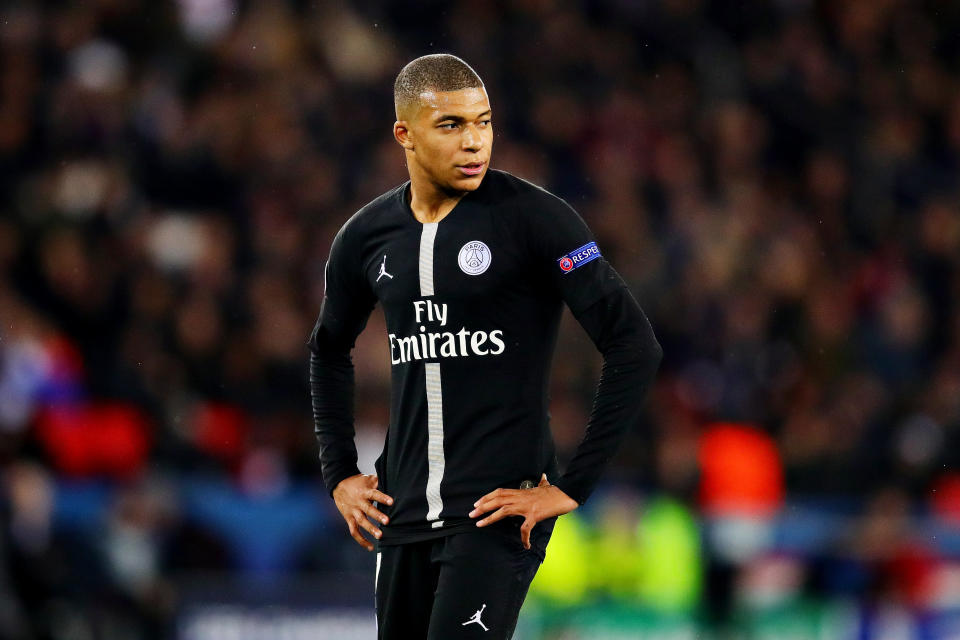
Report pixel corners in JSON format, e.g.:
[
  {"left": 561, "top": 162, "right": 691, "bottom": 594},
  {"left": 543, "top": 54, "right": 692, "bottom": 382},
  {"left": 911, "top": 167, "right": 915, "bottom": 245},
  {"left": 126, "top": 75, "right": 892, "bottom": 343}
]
[
  {"left": 557, "top": 241, "right": 601, "bottom": 274},
  {"left": 458, "top": 241, "right": 491, "bottom": 275}
]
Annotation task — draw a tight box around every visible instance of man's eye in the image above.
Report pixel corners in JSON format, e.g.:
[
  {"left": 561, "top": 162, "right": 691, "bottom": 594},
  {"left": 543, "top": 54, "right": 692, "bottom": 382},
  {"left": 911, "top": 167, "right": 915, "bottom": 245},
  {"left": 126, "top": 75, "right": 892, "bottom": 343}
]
[
  {"left": 479, "top": 119, "right": 491, "bottom": 127},
  {"left": 440, "top": 123, "right": 458, "bottom": 130}
]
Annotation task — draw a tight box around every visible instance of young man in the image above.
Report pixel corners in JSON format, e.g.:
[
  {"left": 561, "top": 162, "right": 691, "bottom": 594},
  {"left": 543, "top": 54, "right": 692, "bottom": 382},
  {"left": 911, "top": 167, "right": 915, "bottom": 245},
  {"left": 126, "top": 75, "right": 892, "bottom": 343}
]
[{"left": 308, "top": 54, "right": 662, "bottom": 639}]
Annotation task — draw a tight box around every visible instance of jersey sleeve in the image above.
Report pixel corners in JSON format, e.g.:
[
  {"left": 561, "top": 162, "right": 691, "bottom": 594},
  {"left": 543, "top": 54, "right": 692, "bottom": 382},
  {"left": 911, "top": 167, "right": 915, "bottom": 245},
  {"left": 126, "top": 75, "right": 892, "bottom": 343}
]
[
  {"left": 524, "top": 191, "right": 627, "bottom": 313},
  {"left": 523, "top": 186, "right": 662, "bottom": 505},
  {"left": 307, "top": 220, "right": 376, "bottom": 495},
  {"left": 552, "top": 287, "right": 662, "bottom": 505},
  {"left": 308, "top": 221, "right": 377, "bottom": 352}
]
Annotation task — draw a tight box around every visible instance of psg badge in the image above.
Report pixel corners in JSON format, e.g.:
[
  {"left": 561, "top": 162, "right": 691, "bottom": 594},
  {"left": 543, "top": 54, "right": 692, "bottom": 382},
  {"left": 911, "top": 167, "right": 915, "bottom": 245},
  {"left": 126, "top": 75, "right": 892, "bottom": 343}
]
[{"left": 458, "top": 240, "right": 491, "bottom": 275}]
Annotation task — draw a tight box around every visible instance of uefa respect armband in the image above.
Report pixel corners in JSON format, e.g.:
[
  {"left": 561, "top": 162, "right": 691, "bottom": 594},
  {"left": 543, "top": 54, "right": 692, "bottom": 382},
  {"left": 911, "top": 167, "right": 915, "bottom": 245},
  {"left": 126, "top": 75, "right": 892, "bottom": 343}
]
[{"left": 557, "top": 242, "right": 601, "bottom": 274}]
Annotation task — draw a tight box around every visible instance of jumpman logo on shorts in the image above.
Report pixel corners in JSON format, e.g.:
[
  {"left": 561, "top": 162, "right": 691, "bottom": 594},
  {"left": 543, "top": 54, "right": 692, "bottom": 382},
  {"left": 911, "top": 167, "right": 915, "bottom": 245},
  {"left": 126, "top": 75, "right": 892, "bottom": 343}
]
[
  {"left": 462, "top": 603, "right": 489, "bottom": 631},
  {"left": 376, "top": 254, "right": 393, "bottom": 282}
]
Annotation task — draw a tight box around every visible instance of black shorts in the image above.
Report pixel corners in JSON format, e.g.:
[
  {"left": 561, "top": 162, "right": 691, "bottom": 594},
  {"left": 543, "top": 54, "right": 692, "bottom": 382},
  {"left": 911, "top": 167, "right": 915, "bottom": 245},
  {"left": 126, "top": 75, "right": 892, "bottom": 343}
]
[{"left": 374, "top": 517, "right": 556, "bottom": 640}]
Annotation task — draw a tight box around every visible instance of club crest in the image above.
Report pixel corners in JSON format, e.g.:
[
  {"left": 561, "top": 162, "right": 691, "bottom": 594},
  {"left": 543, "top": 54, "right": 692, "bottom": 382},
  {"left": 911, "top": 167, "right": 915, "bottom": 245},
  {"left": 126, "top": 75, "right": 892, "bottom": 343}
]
[{"left": 458, "top": 241, "right": 491, "bottom": 275}]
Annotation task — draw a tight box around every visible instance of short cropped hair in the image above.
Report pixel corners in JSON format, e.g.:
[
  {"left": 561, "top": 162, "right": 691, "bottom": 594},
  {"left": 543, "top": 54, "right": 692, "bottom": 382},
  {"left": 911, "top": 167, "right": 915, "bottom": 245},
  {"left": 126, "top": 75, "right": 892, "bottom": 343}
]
[{"left": 394, "top": 54, "right": 484, "bottom": 119}]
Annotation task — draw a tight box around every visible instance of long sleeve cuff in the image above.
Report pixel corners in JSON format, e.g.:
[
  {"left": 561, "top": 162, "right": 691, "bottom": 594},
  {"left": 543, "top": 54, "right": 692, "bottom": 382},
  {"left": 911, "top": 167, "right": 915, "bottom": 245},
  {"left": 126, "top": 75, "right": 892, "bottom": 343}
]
[{"left": 309, "top": 341, "right": 361, "bottom": 497}]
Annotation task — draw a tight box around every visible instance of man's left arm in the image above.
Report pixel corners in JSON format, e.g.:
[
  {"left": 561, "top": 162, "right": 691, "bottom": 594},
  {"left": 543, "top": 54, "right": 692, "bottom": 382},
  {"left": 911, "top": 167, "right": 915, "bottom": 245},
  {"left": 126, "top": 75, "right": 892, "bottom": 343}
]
[
  {"left": 470, "top": 193, "right": 662, "bottom": 548},
  {"left": 470, "top": 286, "right": 661, "bottom": 547},
  {"left": 552, "top": 286, "right": 662, "bottom": 504}
]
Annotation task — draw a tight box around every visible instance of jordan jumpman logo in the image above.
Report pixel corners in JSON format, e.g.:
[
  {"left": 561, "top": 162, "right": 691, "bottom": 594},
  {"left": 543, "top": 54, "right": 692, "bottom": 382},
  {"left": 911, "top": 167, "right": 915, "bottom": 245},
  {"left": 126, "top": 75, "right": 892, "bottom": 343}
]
[
  {"left": 376, "top": 254, "right": 393, "bottom": 282},
  {"left": 462, "top": 604, "right": 489, "bottom": 631}
]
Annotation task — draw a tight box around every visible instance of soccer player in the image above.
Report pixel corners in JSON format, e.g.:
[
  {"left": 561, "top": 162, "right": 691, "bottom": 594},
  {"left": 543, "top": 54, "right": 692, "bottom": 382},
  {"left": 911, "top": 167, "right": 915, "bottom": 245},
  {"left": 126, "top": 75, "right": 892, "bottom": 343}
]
[{"left": 308, "top": 54, "right": 662, "bottom": 639}]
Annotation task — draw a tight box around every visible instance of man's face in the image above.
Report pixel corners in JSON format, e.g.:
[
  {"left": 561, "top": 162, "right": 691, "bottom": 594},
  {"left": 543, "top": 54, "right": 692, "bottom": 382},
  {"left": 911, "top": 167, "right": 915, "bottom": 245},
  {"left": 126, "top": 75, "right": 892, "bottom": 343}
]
[{"left": 396, "top": 86, "right": 493, "bottom": 193}]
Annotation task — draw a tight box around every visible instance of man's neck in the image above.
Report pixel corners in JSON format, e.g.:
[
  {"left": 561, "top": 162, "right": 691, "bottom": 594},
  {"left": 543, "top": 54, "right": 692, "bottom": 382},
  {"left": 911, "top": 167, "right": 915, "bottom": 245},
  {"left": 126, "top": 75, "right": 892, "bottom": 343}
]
[{"left": 408, "top": 167, "right": 467, "bottom": 224}]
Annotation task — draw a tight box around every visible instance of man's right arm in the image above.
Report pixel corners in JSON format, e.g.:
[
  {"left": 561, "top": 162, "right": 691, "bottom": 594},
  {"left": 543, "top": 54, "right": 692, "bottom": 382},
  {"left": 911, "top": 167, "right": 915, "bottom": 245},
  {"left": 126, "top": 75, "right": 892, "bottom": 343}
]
[
  {"left": 306, "top": 222, "right": 376, "bottom": 495},
  {"left": 310, "top": 334, "right": 393, "bottom": 551},
  {"left": 309, "top": 335, "right": 362, "bottom": 495},
  {"left": 307, "top": 222, "right": 392, "bottom": 551}
]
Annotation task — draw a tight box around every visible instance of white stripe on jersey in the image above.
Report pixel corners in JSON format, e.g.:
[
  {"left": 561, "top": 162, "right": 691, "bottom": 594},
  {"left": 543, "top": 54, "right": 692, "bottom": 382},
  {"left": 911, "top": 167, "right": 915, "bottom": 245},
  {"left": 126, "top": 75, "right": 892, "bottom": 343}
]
[
  {"left": 424, "top": 362, "right": 445, "bottom": 527},
  {"left": 419, "top": 222, "right": 445, "bottom": 527},
  {"left": 419, "top": 222, "right": 438, "bottom": 296},
  {"left": 375, "top": 550, "right": 382, "bottom": 634}
]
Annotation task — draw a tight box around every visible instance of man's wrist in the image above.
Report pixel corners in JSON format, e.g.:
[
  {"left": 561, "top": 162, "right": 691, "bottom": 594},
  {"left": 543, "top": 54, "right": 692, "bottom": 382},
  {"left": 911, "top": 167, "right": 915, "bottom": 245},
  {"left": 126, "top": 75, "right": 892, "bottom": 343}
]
[
  {"left": 333, "top": 473, "right": 357, "bottom": 493},
  {"left": 326, "top": 466, "right": 363, "bottom": 497},
  {"left": 551, "top": 477, "right": 586, "bottom": 507},
  {"left": 547, "top": 485, "right": 579, "bottom": 512}
]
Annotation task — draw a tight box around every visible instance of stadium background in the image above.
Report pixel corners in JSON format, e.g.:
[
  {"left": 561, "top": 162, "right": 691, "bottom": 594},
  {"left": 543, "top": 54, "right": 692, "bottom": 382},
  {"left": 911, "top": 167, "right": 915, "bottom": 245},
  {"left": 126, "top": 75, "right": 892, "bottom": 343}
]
[{"left": 1, "top": 0, "right": 959, "bottom": 638}]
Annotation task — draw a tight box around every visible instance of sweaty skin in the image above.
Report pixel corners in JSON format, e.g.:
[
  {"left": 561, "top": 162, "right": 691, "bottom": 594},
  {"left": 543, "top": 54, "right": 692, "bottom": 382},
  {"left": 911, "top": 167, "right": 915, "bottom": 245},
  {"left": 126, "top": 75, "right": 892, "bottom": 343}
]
[{"left": 332, "top": 86, "right": 578, "bottom": 552}]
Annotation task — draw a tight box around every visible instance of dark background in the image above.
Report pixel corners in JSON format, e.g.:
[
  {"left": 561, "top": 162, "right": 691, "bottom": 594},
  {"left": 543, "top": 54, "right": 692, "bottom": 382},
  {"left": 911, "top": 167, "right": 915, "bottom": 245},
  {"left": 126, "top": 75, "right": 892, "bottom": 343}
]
[{"left": 1, "top": 0, "right": 959, "bottom": 638}]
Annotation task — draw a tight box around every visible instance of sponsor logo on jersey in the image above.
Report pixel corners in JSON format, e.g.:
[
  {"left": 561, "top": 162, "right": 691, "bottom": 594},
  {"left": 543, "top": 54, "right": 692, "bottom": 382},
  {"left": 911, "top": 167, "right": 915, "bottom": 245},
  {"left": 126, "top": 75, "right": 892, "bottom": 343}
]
[
  {"left": 389, "top": 327, "right": 506, "bottom": 364},
  {"left": 557, "top": 241, "right": 601, "bottom": 273},
  {"left": 388, "top": 300, "right": 506, "bottom": 364},
  {"left": 458, "top": 241, "right": 491, "bottom": 275}
]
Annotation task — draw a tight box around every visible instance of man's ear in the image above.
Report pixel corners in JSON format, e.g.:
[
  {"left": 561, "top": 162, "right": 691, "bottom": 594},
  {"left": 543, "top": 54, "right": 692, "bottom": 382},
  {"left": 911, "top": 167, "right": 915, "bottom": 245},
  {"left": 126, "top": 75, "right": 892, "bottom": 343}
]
[{"left": 394, "top": 121, "right": 414, "bottom": 150}]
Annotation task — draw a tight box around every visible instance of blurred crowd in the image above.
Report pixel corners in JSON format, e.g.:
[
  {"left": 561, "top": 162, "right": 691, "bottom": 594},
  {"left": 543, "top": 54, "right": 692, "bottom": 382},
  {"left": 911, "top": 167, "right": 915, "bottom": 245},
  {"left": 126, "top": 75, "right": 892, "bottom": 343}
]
[{"left": 1, "top": 0, "right": 960, "bottom": 638}]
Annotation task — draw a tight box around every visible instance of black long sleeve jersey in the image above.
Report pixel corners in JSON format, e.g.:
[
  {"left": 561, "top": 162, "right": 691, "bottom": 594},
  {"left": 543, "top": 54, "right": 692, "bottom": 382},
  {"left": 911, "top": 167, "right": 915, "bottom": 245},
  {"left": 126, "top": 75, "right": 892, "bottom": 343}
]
[{"left": 308, "top": 169, "right": 662, "bottom": 545}]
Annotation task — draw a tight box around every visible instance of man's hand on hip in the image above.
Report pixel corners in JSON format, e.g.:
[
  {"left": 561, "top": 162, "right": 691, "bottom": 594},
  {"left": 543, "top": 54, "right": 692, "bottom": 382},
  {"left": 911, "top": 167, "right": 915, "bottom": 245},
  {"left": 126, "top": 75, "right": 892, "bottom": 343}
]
[
  {"left": 333, "top": 473, "right": 394, "bottom": 552},
  {"left": 469, "top": 474, "right": 578, "bottom": 550}
]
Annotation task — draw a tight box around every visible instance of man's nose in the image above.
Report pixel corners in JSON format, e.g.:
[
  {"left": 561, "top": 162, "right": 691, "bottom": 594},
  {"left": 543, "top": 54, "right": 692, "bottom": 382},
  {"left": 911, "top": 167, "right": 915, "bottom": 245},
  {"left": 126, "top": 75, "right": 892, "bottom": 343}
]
[{"left": 461, "top": 125, "right": 483, "bottom": 151}]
